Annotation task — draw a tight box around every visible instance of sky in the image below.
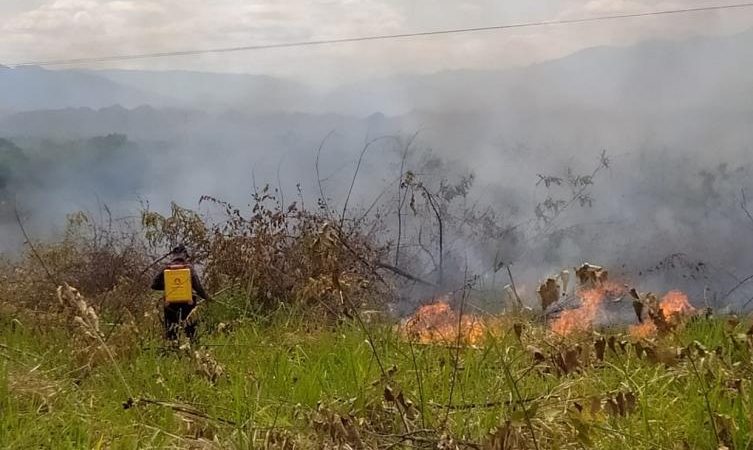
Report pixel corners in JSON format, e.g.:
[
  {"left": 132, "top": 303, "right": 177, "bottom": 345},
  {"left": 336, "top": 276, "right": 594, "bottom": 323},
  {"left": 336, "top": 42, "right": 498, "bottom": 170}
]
[{"left": 2, "top": 0, "right": 753, "bottom": 85}]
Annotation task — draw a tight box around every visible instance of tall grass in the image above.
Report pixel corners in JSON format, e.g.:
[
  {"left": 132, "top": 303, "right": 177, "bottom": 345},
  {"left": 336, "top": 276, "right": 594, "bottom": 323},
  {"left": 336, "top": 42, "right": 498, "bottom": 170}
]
[{"left": 2, "top": 296, "right": 751, "bottom": 449}]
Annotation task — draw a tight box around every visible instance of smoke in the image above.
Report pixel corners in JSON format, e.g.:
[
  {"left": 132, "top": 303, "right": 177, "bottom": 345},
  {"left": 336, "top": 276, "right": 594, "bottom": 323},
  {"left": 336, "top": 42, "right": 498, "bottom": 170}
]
[{"left": 3, "top": 29, "right": 753, "bottom": 309}]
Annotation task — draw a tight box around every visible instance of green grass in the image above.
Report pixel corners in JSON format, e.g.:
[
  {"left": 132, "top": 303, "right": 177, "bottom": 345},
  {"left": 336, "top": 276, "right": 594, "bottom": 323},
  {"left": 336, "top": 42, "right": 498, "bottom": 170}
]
[{"left": 2, "top": 300, "right": 753, "bottom": 449}]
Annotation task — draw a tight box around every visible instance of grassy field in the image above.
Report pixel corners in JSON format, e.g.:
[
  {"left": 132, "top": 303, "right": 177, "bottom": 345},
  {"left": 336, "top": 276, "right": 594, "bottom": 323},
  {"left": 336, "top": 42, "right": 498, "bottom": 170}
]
[{"left": 2, "top": 292, "right": 753, "bottom": 449}]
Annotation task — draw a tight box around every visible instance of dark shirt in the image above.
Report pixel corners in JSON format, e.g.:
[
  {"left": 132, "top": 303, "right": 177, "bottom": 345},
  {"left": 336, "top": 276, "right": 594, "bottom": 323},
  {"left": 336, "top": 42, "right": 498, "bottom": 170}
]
[{"left": 150, "top": 259, "right": 209, "bottom": 301}]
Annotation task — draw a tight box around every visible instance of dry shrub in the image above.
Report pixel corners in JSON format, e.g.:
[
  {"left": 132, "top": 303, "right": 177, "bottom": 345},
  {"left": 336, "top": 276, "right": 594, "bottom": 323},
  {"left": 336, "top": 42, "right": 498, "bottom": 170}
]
[
  {"left": 2, "top": 187, "right": 391, "bottom": 330},
  {"left": 1, "top": 211, "right": 152, "bottom": 316},
  {"left": 0, "top": 257, "right": 55, "bottom": 311},
  {"left": 143, "top": 187, "right": 390, "bottom": 318},
  {"left": 57, "top": 283, "right": 108, "bottom": 367},
  {"left": 60, "top": 211, "right": 150, "bottom": 295},
  {"left": 142, "top": 202, "right": 211, "bottom": 263},
  {"left": 56, "top": 284, "right": 139, "bottom": 370}
]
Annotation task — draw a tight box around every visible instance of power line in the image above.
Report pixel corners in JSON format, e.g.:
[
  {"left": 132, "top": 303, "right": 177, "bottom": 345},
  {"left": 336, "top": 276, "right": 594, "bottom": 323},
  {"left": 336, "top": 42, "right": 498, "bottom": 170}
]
[{"left": 10, "top": 2, "right": 753, "bottom": 67}]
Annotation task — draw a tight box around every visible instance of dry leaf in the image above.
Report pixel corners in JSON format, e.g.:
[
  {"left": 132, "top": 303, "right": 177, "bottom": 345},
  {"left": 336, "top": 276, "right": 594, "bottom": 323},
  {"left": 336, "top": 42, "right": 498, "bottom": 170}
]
[
  {"left": 538, "top": 278, "right": 560, "bottom": 311},
  {"left": 594, "top": 337, "right": 606, "bottom": 361}
]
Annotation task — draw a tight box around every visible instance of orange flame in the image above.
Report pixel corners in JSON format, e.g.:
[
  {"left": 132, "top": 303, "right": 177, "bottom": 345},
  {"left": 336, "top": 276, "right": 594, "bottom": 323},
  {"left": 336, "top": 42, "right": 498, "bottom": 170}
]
[
  {"left": 659, "top": 290, "right": 694, "bottom": 319},
  {"left": 629, "top": 290, "right": 694, "bottom": 338},
  {"left": 628, "top": 321, "right": 658, "bottom": 339},
  {"left": 401, "top": 299, "right": 488, "bottom": 345},
  {"left": 550, "top": 281, "right": 625, "bottom": 336}
]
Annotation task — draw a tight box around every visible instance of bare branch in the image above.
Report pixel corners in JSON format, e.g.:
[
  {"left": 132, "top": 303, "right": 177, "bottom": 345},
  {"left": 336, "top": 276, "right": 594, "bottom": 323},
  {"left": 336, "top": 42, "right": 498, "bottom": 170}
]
[
  {"left": 417, "top": 224, "right": 439, "bottom": 271},
  {"left": 396, "top": 131, "right": 419, "bottom": 267},
  {"left": 420, "top": 185, "right": 444, "bottom": 285},
  {"left": 276, "top": 152, "right": 287, "bottom": 209},
  {"left": 13, "top": 204, "right": 58, "bottom": 286},
  {"left": 374, "top": 261, "right": 437, "bottom": 287},
  {"left": 340, "top": 136, "right": 396, "bottom": 229},
  {"left": 740, "top": 188, "right": 753, "bottom": 229},
  {"left": 314, "top": 130, "right": 336, "bottom": 219},
  {"left": 506, "top": 265, "right": 524, "bottom": 309}
]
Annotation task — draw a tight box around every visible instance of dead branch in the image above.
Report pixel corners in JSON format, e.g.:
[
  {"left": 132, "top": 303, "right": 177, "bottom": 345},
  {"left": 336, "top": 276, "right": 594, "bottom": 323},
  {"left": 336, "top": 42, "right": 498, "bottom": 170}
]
[
  {"left": 350, "top": 172, "right": 402, "bottom": 237},
  {"left": 340, "top": 136, "right": 396, "bottom": 229},
  {"left": 395, "top": 131, "right": 419, "bottom": 267},
  {"left": 374, "top": 261, "right": 436, "bottom": 287},
  {"left": 416, "top": 225, "right": 439, "bottom": 271},
  {"left": 420, "top": 185, "right": 444, "bottom": 285},
  {"left": 276, "top": 152, "right": 287, "bottom": 210},
  {"left": 315, "top": 130, "right": 336, "bottom": 220},
  {"left": 506, "top": 265, "right": 524, "bottom": 309},
  {"left": 741, "top": 188, "right": 753, "bottom": 229}
]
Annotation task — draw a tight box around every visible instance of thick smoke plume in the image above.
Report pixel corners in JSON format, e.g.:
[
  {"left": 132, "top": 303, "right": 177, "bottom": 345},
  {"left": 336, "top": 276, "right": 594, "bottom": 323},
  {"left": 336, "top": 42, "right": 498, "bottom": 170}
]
[{"left": 3, "top": 30, "right": 753, "bottom": 310}]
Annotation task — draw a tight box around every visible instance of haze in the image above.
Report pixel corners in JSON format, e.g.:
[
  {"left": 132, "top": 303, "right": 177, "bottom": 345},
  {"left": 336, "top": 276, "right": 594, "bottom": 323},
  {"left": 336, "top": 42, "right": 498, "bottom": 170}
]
[
  {"left": 2, "top": 1, "right": 753, "bottom": 308},
  {"left": 3, "top": 0, "right": 753, "bottom": 83}
]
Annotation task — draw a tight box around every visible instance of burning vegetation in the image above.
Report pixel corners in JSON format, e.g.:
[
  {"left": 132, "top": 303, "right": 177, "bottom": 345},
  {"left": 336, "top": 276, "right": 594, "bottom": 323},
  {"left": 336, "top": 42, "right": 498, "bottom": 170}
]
[
  {"left": 1, "top": 212, "right": 744, "bottom": 449},
  {"left": 629, "top": 290, "right": 696, "bottom": 338},
  {"left": 399, "top": 263, "right": 698, "bottom": 346},
  {"left": 400, "top": 298, "right": 492, "bottom": 345},
  {"left": 539, "top": 264, "right": 626, "bottom": 336},
  {"left": 550, "top": 282, "right": 625, "bottom": 336},
  {"left": 544, "top": 264, "right": 696, "bottom": 338},
  {"left": 0, "top": 153, "right": 736, "bottom": 449}
]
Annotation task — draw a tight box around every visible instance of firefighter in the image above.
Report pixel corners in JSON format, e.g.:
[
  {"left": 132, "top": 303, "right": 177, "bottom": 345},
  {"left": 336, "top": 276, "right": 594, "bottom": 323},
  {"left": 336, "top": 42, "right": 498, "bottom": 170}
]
[{"left": 150, "top": 245, "right": 210, "bottom": 341}]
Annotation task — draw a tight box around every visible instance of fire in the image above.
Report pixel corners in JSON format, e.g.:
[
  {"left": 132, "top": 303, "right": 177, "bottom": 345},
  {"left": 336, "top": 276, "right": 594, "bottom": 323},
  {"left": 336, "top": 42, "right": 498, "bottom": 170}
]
[
  {"left": 659, "top": 290, "right": 694, "bottom": 319},
  {"left": 550, "top": 281, "right": 625, "bottom": 336},
  {"left": 401, "top": 299, "right": 488, "bottom": 345},
  {"left": 628, "top": 321, "right": 657, "bottom": 339},
  {"left": 629, "top": 290, "right": 694, "bottom": 338}
]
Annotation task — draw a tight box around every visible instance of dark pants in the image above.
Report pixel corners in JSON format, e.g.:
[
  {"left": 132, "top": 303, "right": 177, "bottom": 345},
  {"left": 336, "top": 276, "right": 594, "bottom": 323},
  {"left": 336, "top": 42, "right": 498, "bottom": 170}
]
[{"left": 164, "top": 303, "right": 196, "bottom": 341}]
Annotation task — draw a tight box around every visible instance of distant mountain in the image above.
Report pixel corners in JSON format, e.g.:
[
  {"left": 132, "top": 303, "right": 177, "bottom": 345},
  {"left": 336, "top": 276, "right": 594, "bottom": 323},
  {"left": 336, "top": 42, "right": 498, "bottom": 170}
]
[
  {"left": 3, "top": 29, "right": 752, "bottom": 117},
  {"left": 324, "top": 29, "right": 753, "bottom": 115},
  {"left": 0, "top": 66, "right": 167, "bottom": 110},
  {"left": 0, "top": 66, "right": 313, "bottom": 113},
  {"left": 2, "top": 28, "right": 753, "bottom": 125},
  {"left": 0, "top": 104, "right": 370, "bottom": 143},
  {"left": 92, "top": 69, "right": 314, "bottom": 112},
  {"left": 0, "top": 105, "right": 208, "bottom": 139}
]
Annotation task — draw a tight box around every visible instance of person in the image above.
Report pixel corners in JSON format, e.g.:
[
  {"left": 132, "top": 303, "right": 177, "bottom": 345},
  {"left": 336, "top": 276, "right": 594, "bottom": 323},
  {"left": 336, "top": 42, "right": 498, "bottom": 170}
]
[{"left": 150, "top": 245, "right": 209, "bottom": 341}]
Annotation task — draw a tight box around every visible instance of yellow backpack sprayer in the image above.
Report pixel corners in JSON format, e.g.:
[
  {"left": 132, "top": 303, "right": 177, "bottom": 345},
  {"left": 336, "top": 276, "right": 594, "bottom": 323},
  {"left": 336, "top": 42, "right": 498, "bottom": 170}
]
[{"left": 163, "top": 264, "right": 193, "bottom": 304}]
